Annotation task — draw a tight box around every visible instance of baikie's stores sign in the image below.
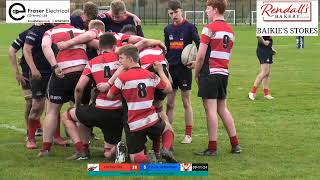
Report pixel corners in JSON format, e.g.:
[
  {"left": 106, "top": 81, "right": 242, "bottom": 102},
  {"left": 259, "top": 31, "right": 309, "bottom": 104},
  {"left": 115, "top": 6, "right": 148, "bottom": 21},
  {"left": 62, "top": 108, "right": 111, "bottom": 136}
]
[{"left": 256, "top": 0, "right": 318, "bottom": 36}]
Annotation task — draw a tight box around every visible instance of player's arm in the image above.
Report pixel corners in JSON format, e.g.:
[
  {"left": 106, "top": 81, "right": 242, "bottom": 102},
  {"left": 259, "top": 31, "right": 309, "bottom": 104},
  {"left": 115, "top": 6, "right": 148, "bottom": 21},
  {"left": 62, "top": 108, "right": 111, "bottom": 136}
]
[
  {"left": 87, "top": 39, "right": 99, "bottom": 50},
  {"left": 57, "top": 31, "right": 97, "bottom": 50},
  {"left": 194, "top": 43, "right": 208, "bottom": 82},
  {"left": 42, "top": 35, "right": 64, "bottom": 78},
  {"left": 153, "top": 62, "right": 172, "bottom": 93},
  {"left": 191, "top": 25, "right": 200, "bottom": 48},
  {"left": 8, "top": 46, "right": 27, "bottom": 85},
  {"left": 74, "top": 75, "right": 90, "bottom": 108},
  {"left": 127, "top": 35, "right": 144, "bottom": 44},
  {"left": 23, "top": 42, "right": 41, "bottom": 80},
  {"left": 107, "top": 77, "right": 123, "bottom": 99},
  {"left": 134, "top": 39, "right": 166, "bottom": 52},
  {"left": 97, "top": 65, "right": 125, "bottom": 93},
  {"left": 257, "top": 36, "right": 270, "bottom": 46},
  {"left": 125, "top": 11, "right": 141, "bottom": 25}
]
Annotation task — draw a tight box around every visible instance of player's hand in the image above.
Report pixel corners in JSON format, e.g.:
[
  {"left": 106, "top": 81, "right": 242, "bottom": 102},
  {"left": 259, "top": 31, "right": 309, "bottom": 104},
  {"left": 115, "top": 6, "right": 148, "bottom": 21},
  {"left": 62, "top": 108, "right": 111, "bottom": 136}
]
[
  {"left": 264, "top": 40, "right": 270, "bottom": 46},
  {"left": 133, "top": 15, "right": 141, "bottom": 26},
  {"left": 15, "top": 73, "right": 28, "bottom": 86},
  {"left": 194, "top": 74, "right": 199, "bottom": 85},
  {"left": 153, "top": 62, "right": 163, "bottom": 73},
  {"left": 97, "top": 83, "right": 111, "bottom": 93},
  {"left": 272, "top": 47, "right": 277, "bottom": 55},
  {"left": 54, "top": 66, "right": 64, "bottom": 78},
  {"left": 31, "top": 69, "right": 42, "bottom": 80},
  {"left": 186, "top": 61, "right": 195, "bottom": 69},
  {"left": 56, "top": 41, "right": 68, "bottom": 50},
  {"left": 159, "top": 42, "right": 167, "bottom": 55}
]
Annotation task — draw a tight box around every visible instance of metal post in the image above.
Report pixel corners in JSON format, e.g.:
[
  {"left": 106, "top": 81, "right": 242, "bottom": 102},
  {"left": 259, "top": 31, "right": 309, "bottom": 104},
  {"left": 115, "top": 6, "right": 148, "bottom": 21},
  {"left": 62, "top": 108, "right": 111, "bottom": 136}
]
[
  {"left": 143, "top": 0, "right": 145, "bottom": 25},
  {"left": 235, "top": 0, "right": 237, "bottom": 26},
  {"left": 155, "top": 0, "right": 158, "bottom": 24},
  {"left": 193, "top": 0, "right": 196, "bottom": 24},
  {"left": 249, "top": 0, "right": 252, "bottom": 26}
]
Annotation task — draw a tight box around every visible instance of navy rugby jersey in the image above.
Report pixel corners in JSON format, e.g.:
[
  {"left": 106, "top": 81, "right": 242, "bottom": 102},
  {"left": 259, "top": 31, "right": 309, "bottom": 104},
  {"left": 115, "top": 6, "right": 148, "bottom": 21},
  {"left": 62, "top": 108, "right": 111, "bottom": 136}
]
[
  {"left": 11, "top": 26, "right": 34, "bottom": 72},
  {"left": 258, "top": 36, "right": 273, "bottom": 49},
  {"left": 164, "top": 19, "right": 200, "bottom": 66},
  {"left": 97, "top": 12, "right": 144, "bottom": 37},
  {"left": 25, "top": 24, "right": 54, "bottom": 75},
  {"left": 70, "top": 15, "right": 87, "bottom": 30}
]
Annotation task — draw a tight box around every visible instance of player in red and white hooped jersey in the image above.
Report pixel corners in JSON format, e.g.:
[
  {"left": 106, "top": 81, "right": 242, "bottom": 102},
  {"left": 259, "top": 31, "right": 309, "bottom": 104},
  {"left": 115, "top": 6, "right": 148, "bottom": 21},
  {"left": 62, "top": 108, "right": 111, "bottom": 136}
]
[
  {"left": 194, "top": 0, "right": 241, "bottom": 156},
  {"left": 107, "top": 45, "right": 177, "bottom": 163},
  {"left": 61, "top": 33, "right": 124, "bottom": 160},
  {"left": 38, "top": 21, "right": 105, "bottom": 157}
]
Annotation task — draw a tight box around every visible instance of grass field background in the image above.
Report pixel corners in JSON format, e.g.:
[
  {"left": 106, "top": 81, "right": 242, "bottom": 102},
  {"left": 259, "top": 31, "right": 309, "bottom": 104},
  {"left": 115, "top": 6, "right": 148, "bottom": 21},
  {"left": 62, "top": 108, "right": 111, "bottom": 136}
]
[{"left": 0, "top": 24, "right": 320, "bottom": 179}]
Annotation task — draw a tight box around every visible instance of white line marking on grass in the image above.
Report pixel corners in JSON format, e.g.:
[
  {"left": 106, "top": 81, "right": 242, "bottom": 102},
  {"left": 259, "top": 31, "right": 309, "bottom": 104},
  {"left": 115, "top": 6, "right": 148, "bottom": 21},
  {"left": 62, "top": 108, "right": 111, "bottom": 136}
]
[
  {"left": 0, "top": 124, "right": 26, "bottom": 133},
  {"left": 0, "top": 142, "right": 24, "bottom": 147}
]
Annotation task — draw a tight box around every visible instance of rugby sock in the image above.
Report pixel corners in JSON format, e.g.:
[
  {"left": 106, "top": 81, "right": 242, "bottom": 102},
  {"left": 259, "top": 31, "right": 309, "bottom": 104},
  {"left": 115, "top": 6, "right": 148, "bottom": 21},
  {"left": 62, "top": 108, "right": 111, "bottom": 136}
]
[
  {"left": 162, "top": 130, "right": 174, "bottom": 150},
  {"left": 251, "top": 86, "right": 257, "bottom": 93},
  {"left": 54, "top": 115, "right": 61, "bottom": 138},
  {"left": 263, "top": 89, "right": 270, "bottom": 96},
  {"left": 230, "top": 136, "right": 239, "bottom": 147},
  {"left": 208, "top": 141, "right": 217, "bottom": 152},
  {"left": 27, "top": 119, "right": 38, "bottom": 140},
  {"left": 42, "top": 142, "right": 52, "bottom": 151},
  {"left": 75, "top": 142, "right": 85, "bottom": 153},
  {"left": 152, "top": 137, "right": 161, "bottom": 154},
  {"left": 185, "top": 125, "right": 192, "bottom": 136},
  {"left": 133, "top": 154, "right": 149, "bottom": 163},
  {"left": 83, "top": 144, "right": 89, "bottom": 151},
  {"left": 35, "top": 119, "right": 42, "bottom": 129}
]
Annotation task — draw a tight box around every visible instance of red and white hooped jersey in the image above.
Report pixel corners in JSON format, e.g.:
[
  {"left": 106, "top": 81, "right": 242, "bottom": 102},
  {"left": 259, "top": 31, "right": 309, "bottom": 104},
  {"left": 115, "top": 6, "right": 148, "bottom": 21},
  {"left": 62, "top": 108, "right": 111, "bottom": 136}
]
[
  {"left": 139, "top": 46, "right": 166, "bottom": 70},
  {"left": 200, "top": 20, "right": 234, "bottom": 76},
  {"left": 109, "top": 68, "right": 166, "bottom": 132},
  {"left": 82, "top": 52, "right": 122, "bottom": 110},
  {"left": 44, "top": 24, "right": 100, "bottom": 70},
  {"left": 111, "top": 32, "right": 131, "bottom": 47}
]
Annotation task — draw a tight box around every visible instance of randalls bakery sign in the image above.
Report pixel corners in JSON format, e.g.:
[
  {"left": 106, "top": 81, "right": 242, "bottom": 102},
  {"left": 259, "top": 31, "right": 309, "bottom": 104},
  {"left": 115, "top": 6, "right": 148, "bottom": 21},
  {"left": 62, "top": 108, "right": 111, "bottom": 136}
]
[{"left": 256, "top": 0, "right": 318, "bottom": 36}]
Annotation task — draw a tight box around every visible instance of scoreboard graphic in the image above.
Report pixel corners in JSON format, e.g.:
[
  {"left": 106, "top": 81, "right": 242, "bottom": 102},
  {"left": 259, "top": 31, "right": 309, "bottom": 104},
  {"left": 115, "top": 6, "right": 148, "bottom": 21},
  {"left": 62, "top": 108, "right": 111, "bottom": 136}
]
[{"left": 87, "top": 163, "right": 208, "bottom": 176}]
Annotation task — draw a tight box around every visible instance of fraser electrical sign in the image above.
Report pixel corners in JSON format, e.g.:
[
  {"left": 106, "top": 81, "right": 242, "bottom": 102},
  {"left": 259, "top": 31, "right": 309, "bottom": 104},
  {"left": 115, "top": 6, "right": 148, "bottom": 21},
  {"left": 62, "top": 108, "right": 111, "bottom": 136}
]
[
  {"left": 256, "top": 0, "right": 318, "bottom": 36},
  {"left": 6, "top": 0, "right": 70, "bottom": 23}
]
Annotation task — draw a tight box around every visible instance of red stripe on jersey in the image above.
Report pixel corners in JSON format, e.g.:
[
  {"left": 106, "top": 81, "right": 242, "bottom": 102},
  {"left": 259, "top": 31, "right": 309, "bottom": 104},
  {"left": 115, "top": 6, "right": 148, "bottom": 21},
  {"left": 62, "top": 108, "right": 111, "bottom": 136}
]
[
  {"left": 109, "top": 68, "right": 166, "bottom": 131},
  {"left": 200, "top": 21, "right": 234, "bottom": 75},
  {"left": 83, "top": 52, "right": 122, "bottom": 110},
  {"left": 44, "top": 24, "right": 88, "bottom": 69},
  {"left": 139, "top": 47, "right": 166, "bottom": 69},
  {"left": 112, "top": 32, "right": 131, "bottom": 47}
]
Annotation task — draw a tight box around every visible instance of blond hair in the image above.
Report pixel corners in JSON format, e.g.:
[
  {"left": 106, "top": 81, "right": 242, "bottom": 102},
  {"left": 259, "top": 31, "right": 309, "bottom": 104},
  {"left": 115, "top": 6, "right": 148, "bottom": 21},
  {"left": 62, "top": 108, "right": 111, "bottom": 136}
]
[
  {"left": 206, "top": 0, "right": 228, "bottom": 14},
  {"left": 88, "top": 20, "right": 105, "bottom": 32},
  {"left": 110, "top": 0, "right": 126, "bottom": 15}
]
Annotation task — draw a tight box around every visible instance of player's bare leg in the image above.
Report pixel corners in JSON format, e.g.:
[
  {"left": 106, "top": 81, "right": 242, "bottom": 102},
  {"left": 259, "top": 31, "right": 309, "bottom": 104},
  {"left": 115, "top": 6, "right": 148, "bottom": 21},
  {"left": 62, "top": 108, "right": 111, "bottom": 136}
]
[
  {"left": 194, "top": 99, "right": 218, "bottom": 156},
  {"left": 217, "top": 99, "right": 241, "bottom": 153},
  {"left": 166, "top": 90, "right": 177, "bottom": 125},
  {"left": 104, "top": 143, "right": 116, "bottom": 160},
  {"left": 160, "top": 120, "right": 177, "bottom": 163},
  {"left": 38, "top": 101, "right": 62, "bottom": 156},
  {"left": 181, "top": 90, "right": 193, "bottom": 144},
  {"left": 249, "top": 64, "right": 270, "bottom": 100},
  {"left": 23, "top": 91, "right": 32, "bottom": 140},
  {"left": 26, "top": 98, "right": 45, "bottom": 149},
  {"left": 262, "top": 65, "right": 274, "bottom": 99},
  {"left": 62, "top": 108, "right": 88, "bottom": 160}
]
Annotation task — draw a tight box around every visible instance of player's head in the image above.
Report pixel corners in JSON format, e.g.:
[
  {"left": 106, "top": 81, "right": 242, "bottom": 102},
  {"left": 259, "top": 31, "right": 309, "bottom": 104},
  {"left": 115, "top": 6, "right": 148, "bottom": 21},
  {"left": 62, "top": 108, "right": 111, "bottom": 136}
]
[
  {"left": 83, "top": 1, "right": 98, "bottom": 23},
  {"left": 118, "top": 45, "right": 140, "bottom": 69},
  {"left": 120, "top": 24, "right": 137, "bottom": 35},
  {"left": 99, "top": 33, "right": 117, "bottom": 52},
  {"left": 71, "top": 9, "right": 84, "bottom": 16},
  {"left": 110, "top": 0, "right": 127, "bottom": 22},
  {"left": 206, "top": 0, "right": 228, "bottom": 21},
  {"left": 168, "top": 0, "right": 183, "bottom": 24},
  {"left": 88, "top": 20, "right": 105, "bottom": 32}
]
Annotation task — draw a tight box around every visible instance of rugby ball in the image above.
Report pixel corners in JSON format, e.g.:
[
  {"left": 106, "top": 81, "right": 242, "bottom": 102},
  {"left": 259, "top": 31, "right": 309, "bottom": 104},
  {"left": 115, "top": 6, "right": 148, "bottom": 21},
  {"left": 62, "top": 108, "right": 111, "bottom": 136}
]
[{"left": 181, "top": 44, "right": 197, "bottom": 65}]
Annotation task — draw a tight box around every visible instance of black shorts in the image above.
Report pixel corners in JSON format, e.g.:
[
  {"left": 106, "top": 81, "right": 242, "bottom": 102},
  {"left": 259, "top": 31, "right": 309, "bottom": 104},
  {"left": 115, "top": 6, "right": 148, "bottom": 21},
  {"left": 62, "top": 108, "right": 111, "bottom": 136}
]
[
  {"left": 76, "top": 105, "right": 123, "bottom": 145},
  {"left": 169, "top": 64, "right": 192, "bottom": 91},
  {"left": 47, "top": 71, "right": 91, "bottom": 104},
  {"left": 29, "top": 75, "right": 50, "bottom": 99},
  {"left": 198, "top": 74, "right": 228, "bottom": 100},
  {"left": 256, "top": 48, "right": 273, "bottom": 64},
  {"left": 20, "top": 64, "right": 31, "bottom": 90},
  {"left": 148, "top": 65, "right": 169, "bottom": 100},
  {"left": 124, "top": 118, "right": 165, "bottom": 154}
]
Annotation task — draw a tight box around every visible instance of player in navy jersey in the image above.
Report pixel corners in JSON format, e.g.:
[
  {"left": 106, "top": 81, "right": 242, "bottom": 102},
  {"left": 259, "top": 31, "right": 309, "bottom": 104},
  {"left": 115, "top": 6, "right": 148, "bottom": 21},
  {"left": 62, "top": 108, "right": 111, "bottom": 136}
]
[
  {"left": 164, "top": 0, "right": 200, "bottom": 144},
  {"left": 194, "top": 0, "right": 241, "bottom": 156},
  {"left": 248, "top": 36, "right": 276, "bottom": 100},
  {"left": 8, "top": 26, "right": 42, "bottom": 140},
  {"left": 97, "top": 0, "right": 144, "bottom": 37},
  {"left": 23, "top": 24, "right": 68, "bottom": 149},
  {"left": 107, "top": 45, "right": 177, "bottom": 163}
]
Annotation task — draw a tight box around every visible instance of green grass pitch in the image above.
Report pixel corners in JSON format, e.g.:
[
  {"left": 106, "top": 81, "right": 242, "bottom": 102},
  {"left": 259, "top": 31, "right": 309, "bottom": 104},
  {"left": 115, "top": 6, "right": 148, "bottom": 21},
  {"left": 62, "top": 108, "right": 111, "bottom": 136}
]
[{"left": 0, "top": 24, "right": 320, "bottom": 179}]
